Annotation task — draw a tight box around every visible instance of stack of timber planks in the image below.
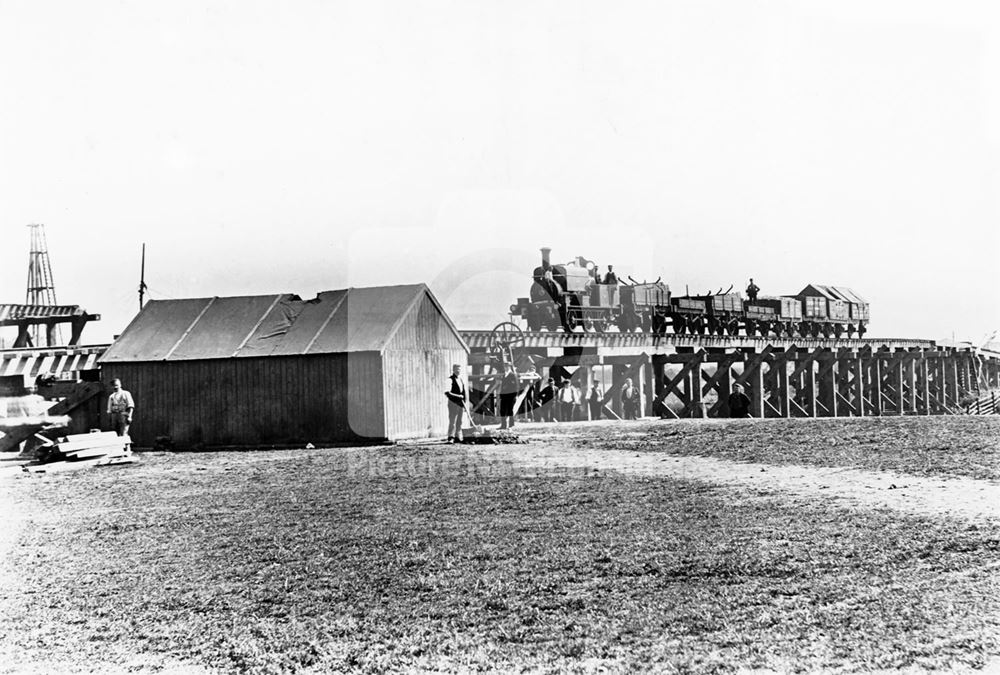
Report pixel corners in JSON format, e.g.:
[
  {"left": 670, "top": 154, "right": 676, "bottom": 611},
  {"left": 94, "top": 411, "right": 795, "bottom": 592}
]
[{"left": 23, "top": 431, "right": 136, "bottom": 473}]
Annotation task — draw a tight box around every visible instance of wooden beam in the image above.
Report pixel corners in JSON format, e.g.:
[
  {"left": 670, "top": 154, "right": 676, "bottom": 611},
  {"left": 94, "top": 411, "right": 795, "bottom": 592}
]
[
  {"left": 732, "top": 345, "right": 773, "bottom": 418},
  {"left": 703, "top": 355, "right": 740, "bottom": 417},
  {"left": 658, "top": 351, "right": 705, "bottom": 417},
  {"left": 599, "top": 353, "right": 650, "bottom": 418}
]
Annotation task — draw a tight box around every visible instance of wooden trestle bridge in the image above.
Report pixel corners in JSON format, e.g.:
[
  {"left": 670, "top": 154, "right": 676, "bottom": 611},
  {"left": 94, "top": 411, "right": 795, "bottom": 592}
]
[
  {"left": 1, "top": 332, "right": 997, "bottom": 424},
  {"left": 462, "top": 330, "right": 1000, "bottom": 420}
]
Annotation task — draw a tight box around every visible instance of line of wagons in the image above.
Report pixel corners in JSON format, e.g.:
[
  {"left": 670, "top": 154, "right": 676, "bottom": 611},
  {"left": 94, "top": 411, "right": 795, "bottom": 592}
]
[{"left": 510, "top": 247, "right": 870, "bottom": 338}]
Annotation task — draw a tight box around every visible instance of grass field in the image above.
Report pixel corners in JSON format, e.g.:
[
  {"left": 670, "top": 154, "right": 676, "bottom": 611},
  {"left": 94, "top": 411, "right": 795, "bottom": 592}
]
[{"left": 1, "top": 416, "right": 999, "bottom": 673}]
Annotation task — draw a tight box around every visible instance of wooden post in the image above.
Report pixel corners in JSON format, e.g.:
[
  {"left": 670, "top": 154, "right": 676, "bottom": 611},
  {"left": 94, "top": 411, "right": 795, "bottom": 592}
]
[
  {"left": 871, "top": 353, "right": 883, "bottom": 416},
  {"left": 652, "top": 355, "right": 667, "bottom": 418},
  {"left": 834, "top": 352, "right": 854, "bottom": 416},
  {"left": 657, "top": 351, "right": 705, "bottom": 418},
  {"left": 704, "top": 354, "right": 740, "bottom": 417},
  {"left": 806, "top": 359, "right": 818, "bottom": 417},
  {"left": 731, "top": 347, "right": 772, "bottom": 418},
  {"left": 947, "top": 356, "right": 959, "bottom": 411},
  {"left": 584, "top": 364, "right": 595, "bottom": 420},
  {"left": 719, "top": 362, "right": 733, "bottom": 419},
  {"left": 893, "top": 352, "right": 905, "bottom": 415},
  {"left": 611, "top": 364, "right": 625, "bottom": 418},
  {"left": 644, "top": 355, "right": 656, "bottom": 417},
  {"left": 749, "top": 359, "right": 765, "bottom": 418},
  {"left": 777, "top": 356, "right": 791, "bottom": 418},
  {"left": 636, "top": 359, "right": 646, "bottom": 418},
  {"left": 919, "top": 357, "right": 930, "bottom": 415},
  {"left": 933, "top": 357, "right": 948, "bottom": 413},
  {"left": 961, "top": 353, "right": 973, "bottom": 394},
  {"left": 688, "top": 351, "right": 704, "bottom": 417},
  {"left": 816, "top": 352, "right": 837, "bottom": 417},
  {"left": 854, "top": 355, "right": 865, "bottom": 417}
]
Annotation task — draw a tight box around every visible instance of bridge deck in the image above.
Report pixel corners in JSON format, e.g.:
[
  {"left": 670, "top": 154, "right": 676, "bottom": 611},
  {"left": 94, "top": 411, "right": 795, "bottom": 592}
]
[{"left": 460, "top": 330, "right": 938, "bottom": 352}]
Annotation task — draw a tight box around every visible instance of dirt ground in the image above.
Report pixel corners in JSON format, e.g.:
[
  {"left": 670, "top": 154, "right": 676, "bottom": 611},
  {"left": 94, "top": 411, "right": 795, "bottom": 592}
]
[
  {"left": 1, "top": 415, "right": 999, "bottom": 673},
  {"left": 473, "top": 419, "right": 1000, "bottom": 523}
]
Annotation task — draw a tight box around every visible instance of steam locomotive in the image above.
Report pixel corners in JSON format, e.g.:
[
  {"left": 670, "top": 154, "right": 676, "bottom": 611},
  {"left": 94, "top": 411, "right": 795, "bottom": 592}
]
[{"left": 509, "top": 247, "right": 869, "bottom": 338}]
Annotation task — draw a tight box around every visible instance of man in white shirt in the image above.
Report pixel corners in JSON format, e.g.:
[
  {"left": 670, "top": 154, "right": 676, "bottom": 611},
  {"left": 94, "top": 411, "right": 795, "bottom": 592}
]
[
  {"left": 107, "top": 378, "right": 135, "bottom": 438},
  {"left": 445, "top": 364, "right": 467, "bottom": 443}
]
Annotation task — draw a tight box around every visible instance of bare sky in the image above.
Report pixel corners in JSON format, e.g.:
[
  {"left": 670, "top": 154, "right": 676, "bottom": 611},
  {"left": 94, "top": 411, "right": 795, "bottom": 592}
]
[{"left": 1, "top": 1, "right": 997, "bottom": 345}]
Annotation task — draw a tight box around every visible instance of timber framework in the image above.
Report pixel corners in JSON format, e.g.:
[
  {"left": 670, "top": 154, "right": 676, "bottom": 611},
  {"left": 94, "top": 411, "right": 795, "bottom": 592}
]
[{"left": 462, "top": 331, "right": 1000, "bottom": 419}]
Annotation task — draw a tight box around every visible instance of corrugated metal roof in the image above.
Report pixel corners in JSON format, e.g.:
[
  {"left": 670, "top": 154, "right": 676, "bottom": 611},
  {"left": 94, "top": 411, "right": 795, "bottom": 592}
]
[
  {"left": 798, "top": 284, "right": 867, "bottom": 304},
  {"left": 100, "top": 284, "right": 467, "bottom": 363}
]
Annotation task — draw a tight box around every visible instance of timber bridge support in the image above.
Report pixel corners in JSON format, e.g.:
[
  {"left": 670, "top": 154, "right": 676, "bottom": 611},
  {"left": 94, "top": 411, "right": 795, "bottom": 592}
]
[{"left": 462, "top": 331, "right": 1000, "bottom": 419}]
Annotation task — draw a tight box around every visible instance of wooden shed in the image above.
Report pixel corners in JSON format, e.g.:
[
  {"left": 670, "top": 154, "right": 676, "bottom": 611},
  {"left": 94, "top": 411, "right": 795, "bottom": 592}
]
[{"left": 98, "top": 284, "right": 468, "bottom": 447}]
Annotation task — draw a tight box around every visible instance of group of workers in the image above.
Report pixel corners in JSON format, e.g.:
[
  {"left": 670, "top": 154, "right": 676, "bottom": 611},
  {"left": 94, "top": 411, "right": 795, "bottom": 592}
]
[{"left": 445, "top": 364, "right": 755, "bottom": 442}]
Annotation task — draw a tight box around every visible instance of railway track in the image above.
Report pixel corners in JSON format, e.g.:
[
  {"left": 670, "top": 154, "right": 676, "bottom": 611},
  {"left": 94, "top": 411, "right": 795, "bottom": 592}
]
[{"left": 460, "top": 330, "right": 938, "bottom": 351}]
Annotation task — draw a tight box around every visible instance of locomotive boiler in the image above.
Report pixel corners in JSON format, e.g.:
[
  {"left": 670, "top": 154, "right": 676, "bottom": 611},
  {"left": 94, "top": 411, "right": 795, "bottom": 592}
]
[{"left": 509, "top": 247, "right": 869, "bottom": 338}]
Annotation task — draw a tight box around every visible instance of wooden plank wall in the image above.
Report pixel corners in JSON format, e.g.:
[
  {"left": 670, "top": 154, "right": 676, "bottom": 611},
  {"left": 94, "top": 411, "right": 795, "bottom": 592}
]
[
  {"left": 104, "top": 353, "right": 385, "bottom": 448},
  {"left": 384, "top": 293, "right": 468, "bottom": 440}
]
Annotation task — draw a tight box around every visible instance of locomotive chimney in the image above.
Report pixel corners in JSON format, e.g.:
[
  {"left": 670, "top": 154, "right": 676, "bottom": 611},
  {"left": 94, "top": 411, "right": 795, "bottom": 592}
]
[{"left": 540, "top": 247, "right": 551, "bottom": 268}]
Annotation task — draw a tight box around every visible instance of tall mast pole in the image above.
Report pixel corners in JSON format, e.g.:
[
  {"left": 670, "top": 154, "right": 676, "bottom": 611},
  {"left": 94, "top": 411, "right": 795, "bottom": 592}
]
[
  {"left": 138, "top": 243, "right": 148, "bottom": 310},
  {"left": 25, "top": 223, "right": 60, "bottom": 346}
]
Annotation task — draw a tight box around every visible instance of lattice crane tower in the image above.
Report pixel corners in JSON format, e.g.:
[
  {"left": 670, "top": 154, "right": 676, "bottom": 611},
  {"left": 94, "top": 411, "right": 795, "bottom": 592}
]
[{"left": 25, "top": 223, "right": 61, "bottom": 345}]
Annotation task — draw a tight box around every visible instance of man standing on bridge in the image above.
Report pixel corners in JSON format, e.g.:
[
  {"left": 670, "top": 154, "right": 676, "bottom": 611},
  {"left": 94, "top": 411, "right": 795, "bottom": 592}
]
[{"left": 746, "top": 278, "right": 760, "bottom": 302}]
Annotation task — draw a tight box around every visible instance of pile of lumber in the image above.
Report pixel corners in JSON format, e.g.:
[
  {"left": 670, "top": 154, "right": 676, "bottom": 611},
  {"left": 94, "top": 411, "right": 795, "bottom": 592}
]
[{"left": 23, "top": 431, "right": 136, "bottom": 473}]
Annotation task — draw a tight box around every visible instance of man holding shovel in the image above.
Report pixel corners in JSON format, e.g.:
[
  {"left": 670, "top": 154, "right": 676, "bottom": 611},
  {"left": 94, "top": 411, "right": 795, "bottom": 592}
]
[{"left": 445, "top": 364, "right": 467, "bottom": 443}]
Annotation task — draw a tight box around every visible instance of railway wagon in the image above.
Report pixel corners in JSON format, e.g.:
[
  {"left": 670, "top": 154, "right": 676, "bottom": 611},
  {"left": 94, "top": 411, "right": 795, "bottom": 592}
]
[
  {"left": 509, "top": 247, "right": 869, "bottom": 337},
  {"left": 796, "top": 285, "right": 870, "bottom": 338}
]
